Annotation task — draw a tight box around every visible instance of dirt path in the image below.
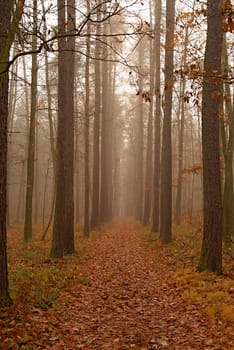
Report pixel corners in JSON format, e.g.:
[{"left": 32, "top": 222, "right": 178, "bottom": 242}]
[{"left": 5, "top": 221, "right": 229, "bottom": 349}]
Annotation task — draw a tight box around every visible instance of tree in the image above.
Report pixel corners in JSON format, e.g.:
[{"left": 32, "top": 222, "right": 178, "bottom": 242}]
[
  {"left": 174, "top": 26, "right": 188, "bottom": 225},
  {"left": 0, "top": 0, "right": 24, "bottom": 307},
  {"left": 143, "top": 2, "right": 155, "bottom": 226},
  {"left": 51, "top": 0, "right": 75, "bottom": 257},
  {"left": 220, "top": 35, "right": 234, "bottom": 247},
  {"left": 198, "top": 0, "right": 223, "bottom": 274},
  {"left": 24, "top": 0, "right": 38, "bottom": 244},
  {"left": 91, "top": 14, "right": 101, "bottom": 229},
  {"left": 40, "top": 0, "right": 57, "bottom": 240},
  {"left": 83, "top": 0, "right": 91, "bottom": 236},
  {"left": 159, "top": 0, "right": 175, "bottom": 243},
  {"left": 100, "top": 17, "right": 112, "bottom": 224},
  {"left": 151, "top": 0, "right": 161, "bottom": 233},
  {"left": 135, "top": 42, "right": 144, "bottom": 221}
]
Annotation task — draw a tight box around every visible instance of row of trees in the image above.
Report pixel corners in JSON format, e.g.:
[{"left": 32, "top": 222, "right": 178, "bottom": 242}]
[{"left": 0, "top": 0, "right": 233, "bottom": 306}]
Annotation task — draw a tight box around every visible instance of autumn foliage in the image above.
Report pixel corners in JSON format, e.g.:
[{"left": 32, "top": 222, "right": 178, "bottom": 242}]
[
  {"left": 0, "top": 221, "right": 233, "bottom": 349},
  {"left": 181, "top": 163, "right": 202, "bottom": 175}
]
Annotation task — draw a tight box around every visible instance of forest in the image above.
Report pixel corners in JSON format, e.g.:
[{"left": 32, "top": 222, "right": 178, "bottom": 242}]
[{"left": 0, "top": 0, "right": 234, "bottom": 348}]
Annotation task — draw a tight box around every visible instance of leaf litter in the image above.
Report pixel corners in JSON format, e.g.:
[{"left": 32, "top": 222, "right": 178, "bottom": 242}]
[{"left": 0, "top": 220, "right": 233, "bottom": 349}]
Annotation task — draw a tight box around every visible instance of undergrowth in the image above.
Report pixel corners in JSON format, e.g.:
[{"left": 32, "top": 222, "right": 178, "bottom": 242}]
[
  {"left": 6, "top": 227, "right": 91, "bottom": 312},
  {"left": 140, "top": 218, "right": 234, "bottom": 335}
]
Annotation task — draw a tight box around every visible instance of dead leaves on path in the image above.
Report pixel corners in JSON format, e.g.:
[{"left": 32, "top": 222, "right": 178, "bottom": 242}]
[{"left": 1, "top": 221, "right": 234, "bottom": 349}]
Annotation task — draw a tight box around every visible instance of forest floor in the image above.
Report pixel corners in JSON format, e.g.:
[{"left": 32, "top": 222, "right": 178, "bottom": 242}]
[{"left": 0, "top": 219, "right": 234, "bottom": 349}]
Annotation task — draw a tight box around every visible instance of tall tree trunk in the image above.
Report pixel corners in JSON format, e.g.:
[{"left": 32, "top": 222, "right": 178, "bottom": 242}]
[
  {"left": 0, "top": 0, "right": 24, "bottom": 307},
  {"left": 100, "top": 18, "right": 112, "bottom": 224},
  {"left": 159, "top": 0, "right": 175, "bottom": 243},
  {"left": 40, "top": 0, "right": 56, "bottom": 238},
  {"left": 0, "top": 71, "right": 12, "bottom": 307},
  {"left": 91, "top": 17, "right": 101, "bottom": 229},
  {"left": 33, "top": 122, "right": 39, "bottom": 224},
  {"left": 51, "top": 0, "right": 75, "bottom": 257},
  {"left": 175, "top": 26, "right": 188, "bottom": 225},
  {"left": 135, "top": 42, "right": 144, "bottom": 221},
  {"left": 143, "top": 6, "right": 155, "bottom": 225},
  {"left": 198, "top": 0, "right": 223, "bottom": 274},
  {"left": 24, "top": 0, "right": 38, "bottom": 244},
  {"left": 107, "top": 59, "right": 114, "bottom": 220},
  {"left": 83, "top": 1, "right": 90, "bottom": 236},
  {"left": 220, "top": 35, "right": 234, "bottom": 247},
  {"left": 63, "top": 0, "right": 75, "bottom": 254},
  {"left": 151, "top": 0, "right": 161, "bottom": 232},
  {"left": 7, "top": 46, "right": 18, "bottom": 226}
]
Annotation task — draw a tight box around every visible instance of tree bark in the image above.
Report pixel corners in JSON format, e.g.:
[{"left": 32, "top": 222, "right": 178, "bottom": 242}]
[
  {"left": 0, "top": 0, "right": 18, "bottom": 307},
  {"left": 24, "top": 0, "right": 38, "bottom": 244},
  {"left": 159, "top": 0, "right": 175, "bottom": 243},
  {"left": 175, "top": 27, "right": 188, "bottom": 225},
  {"left": 83, "top": 0, "right": 91, "bottom": 236},
  {"left": 151, "top": 0, "right": 161, "bottom": 232},
  {"left": 135, "top": 42, "right": 144, "bottom": 221},
  {"left": 143, "top": 7, "right": 155, "bottom": 225},
  {"left": 100, "top": 18, "right": 112, "bottom": 224},
  {"left": 91, "top": 17, "right": 101, "bottom": 229},
  {"left": 220, "top": 35, "right": 234, "bottom": 247},
  {"left": 51, "top": 0, "right": 75, "bottom": 257},
  {"left": 198, "top": 0, "right": 223, "bottom": 274}
]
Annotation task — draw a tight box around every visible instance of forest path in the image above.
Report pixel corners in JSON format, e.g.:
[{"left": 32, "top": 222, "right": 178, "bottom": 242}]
[
  {"left": 5, "top": 220, "right": 228, "bottom": 350},
  {"left": 41, "top": 219, "right": 221, "bottom": 350}
]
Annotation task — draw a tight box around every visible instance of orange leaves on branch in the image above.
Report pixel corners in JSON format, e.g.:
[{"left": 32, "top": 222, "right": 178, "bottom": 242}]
[
  {"left": 222, "top": 0, "right": 234, "bottom": 33},
  {"left": 136, "top": 90, "right": 151, "bottom": 103},
  {"left": 175, "top": 64, "right": 202, "bottom": 80},
  {"left": 181, "top": 164, "right": 202, "bottom": 175}
]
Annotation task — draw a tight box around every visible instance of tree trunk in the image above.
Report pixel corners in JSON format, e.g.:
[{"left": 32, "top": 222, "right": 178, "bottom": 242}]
[
  {"left": 0, "top": 0, "right": 17, "bottom": 308},
  {"left": 135, "top": 42, "right": 144, "bottom": 221},
  {"left": 24, "top": 0, "right": 38, "bottom": 243},
  {"left": 174, "top": 27, "right": 188, "bottom": 225},
  {"left": 83, "top": 1, "right": 90, "bottom": 236},
  {"left": 0, "top": 71, "right": 12, "bottom": 307},
  {"left": 198, "top": 0, "right": 223, "bottom": 274},
  {"left": 51, "top": 0, "right": 75, "bottom": 257},
  {"left": 100, "top": 18, "right": 112, "bottom": 224},
  {"left": 151, "top": 0, "right": 161, "bottom": 232},
  {"left": 91, "top": 17, "right": 101, "bottom": 229},
  {"left": 159, "top": 0, "right": 175, "bottom": 243},
  {"left": 143, "top": 8, "right": 154, "bottom": 225},
  {"left": 220, "top": 35, "right": 234, "bottom": 247},
  {"left": 7, "top": 46, "right": 18, "bottom": 226},
  {"left": 40, "top": 0, "right": 56, "bottom": 236}
]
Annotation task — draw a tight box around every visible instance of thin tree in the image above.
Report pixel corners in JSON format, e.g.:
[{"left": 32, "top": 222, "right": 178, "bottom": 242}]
[
  {"left": 198, "top": 0, "right": 223, "bottom": 273},
  {"left": 51, "top": 0, "right": 75, "bottom": 257},
  {"left": 135, "top": 42, "right": 144, "bottom": 221},
  {"left": 151, "top": 0, "right": 161, "bottom": 232},
  {"left": 83, "top": 0, "right": 91, "bottom": 236},
  {"left": 0, "top": 0, "right": 24, "bottom": 307},
  {"left": 159, "top": 0, "right": 175, "bottom": 243},
  {"left": 100, "top": 17, "right": 112, "bottom": 224},
  {"left": 220, "top": 35, "right": 234, "bottom": 247},
  {"left": 40, "top": 0, "right": 56, "bottom": 240},
  {"left": 23, "top": 0, "right": 38, "bottom": 244},
  {"left": 174, "top": 26, "right": 188, "bottom": 225},
  {"left": 143, "top": 2, "right": 155, "bottom": 226},
  {"left": 91, "top": 14, "right": 101, "bottom": 229}
]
